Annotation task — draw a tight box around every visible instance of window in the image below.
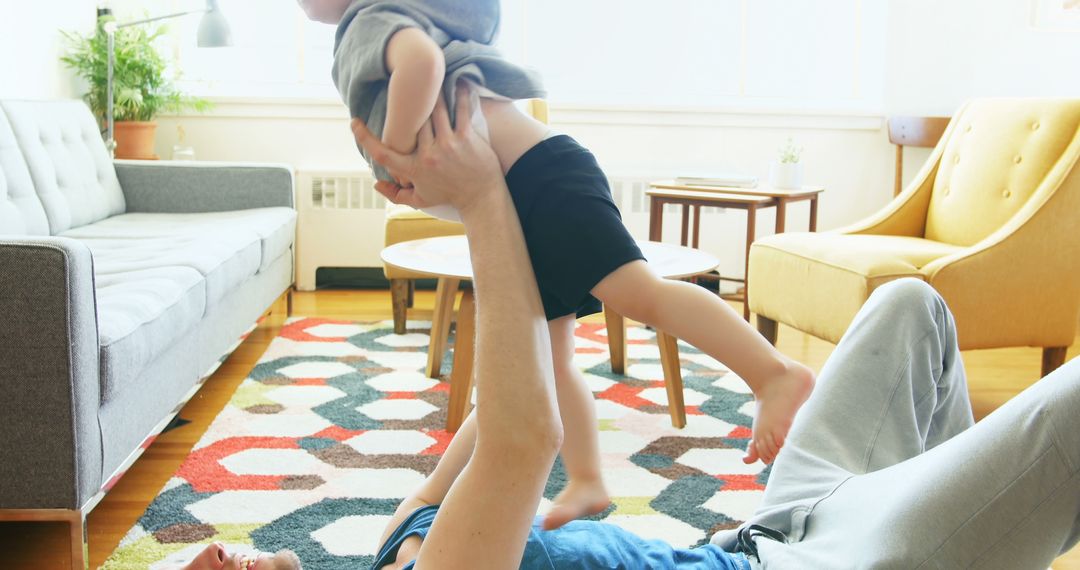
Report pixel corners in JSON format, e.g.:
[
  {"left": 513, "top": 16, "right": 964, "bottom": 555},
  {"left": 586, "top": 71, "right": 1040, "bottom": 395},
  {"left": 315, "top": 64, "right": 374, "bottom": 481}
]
[{"left": 146, "top": 0, "right": 886, "bottom": 111}]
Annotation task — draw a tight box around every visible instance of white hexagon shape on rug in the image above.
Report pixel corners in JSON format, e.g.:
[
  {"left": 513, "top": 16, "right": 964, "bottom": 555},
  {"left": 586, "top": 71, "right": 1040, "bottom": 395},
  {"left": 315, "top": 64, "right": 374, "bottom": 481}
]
[
  {"left": 626, "top": 344, "right": 661, "bottom": 360},
  {"left": 305, "top": 323, "right": 371, "bottom": 338},
  {"left": 277, "top": 361, "right": 356, "bottom": 379},
  {"left": 627, "top": 363, "right": 688, "bottom": 382},
  {"left": 311, "top": 515, "right": 392, "bottom": 556},
  {"left": 374, "top": 332, "right": 431, "bottom": 348},
  {"left": 186, "top": 490, "right": 313, "bottom": 524},
  {"left": 345, "top": 430, "right": 436, "bottom": 455},
  {"left": 264, "top": 385, "right": 348, "bottom": 407},
  {"left": 637, "top": 387, "right": 709, "bottom": 407},
  {"left": 330, "top": 468, "right": 426, "bottom": 498},
  {"left": 594, "top": 399, "right": 635, "bottom": 420},
  {"left": 245, "top": 414, "right": 333, "bottom": 438},
  {"left": 738, "top": 400, "right": 756, "bottom": 418},
  {"left": 219, "top": 448, "right": 324, "bottom": 476},
  {"left": 258, "top": 338, "right": 363, "bottom": 361},
  {"left": 583, "top": 373, "right": 616, "bottom": 393},
  {"left": 597, "top": 431, "right": 649, "bottom": 454},
  {"left": 712, "top": 373, "right": 752, "bottom": 393},
  {"left": 702, "top": 490, "right": 763, "bottom": 522},
  {"left": 366, "top": 371, "right": 439, "bottom": 393},
  {"left": 362, "top": 351, "right": 429, "bottom": 371},
  {"left": 676, "top": 448, "right": 764, "bottom": 476},
  {"left": 603, "top": 467, "right": 672, "bottom": 497},
  {"left": 357, "top": 399, "right": 438, "bottom": 420},
  {"left": 604, "top": 514, "right": 705, "bottom": 549}
]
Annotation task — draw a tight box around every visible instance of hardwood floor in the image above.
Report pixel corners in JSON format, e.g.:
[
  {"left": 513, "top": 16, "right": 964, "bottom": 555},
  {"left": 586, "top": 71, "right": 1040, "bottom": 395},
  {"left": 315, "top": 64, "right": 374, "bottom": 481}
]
[{"left": 2, "top": 288, "right": 1078, "bottom": 568}]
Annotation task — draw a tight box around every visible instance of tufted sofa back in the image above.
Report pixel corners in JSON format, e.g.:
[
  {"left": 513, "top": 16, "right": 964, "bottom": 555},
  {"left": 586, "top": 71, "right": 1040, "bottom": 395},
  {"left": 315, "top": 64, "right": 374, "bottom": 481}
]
[
  {"left": 925, "top": 98, "right": 1080, "bottom": 246},
  {"left": 0, "top": 100, "right": 125, "bottom": 235},
  {"left": 0, "top": 104, "right": 51, "bottom": 235}
]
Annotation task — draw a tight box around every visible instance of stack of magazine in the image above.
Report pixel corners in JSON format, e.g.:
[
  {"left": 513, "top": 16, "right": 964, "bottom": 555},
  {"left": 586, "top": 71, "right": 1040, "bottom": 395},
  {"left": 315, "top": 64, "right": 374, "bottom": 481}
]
[{"left": 674, "top": 174, "right": 759, "bottom": 189}]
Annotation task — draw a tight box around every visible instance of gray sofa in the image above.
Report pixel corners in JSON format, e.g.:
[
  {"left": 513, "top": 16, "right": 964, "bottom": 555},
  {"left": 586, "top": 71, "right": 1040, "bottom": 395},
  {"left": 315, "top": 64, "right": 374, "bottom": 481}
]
[{"left": 0, "top": 99, "right": 296, "bottom": 565}]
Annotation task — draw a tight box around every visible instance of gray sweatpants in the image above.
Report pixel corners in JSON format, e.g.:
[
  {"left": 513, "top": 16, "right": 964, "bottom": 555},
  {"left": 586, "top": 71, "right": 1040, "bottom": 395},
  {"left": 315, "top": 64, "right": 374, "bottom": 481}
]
[{"left": 711, "top": 279, "right": 1080, "bottom": 569}]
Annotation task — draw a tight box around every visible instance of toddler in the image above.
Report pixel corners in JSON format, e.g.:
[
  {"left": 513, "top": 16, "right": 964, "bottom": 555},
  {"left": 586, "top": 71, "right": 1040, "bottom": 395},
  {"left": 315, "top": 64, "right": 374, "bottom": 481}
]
[{"left": 298, "top": 0, "right": 815, "bottom": 531}]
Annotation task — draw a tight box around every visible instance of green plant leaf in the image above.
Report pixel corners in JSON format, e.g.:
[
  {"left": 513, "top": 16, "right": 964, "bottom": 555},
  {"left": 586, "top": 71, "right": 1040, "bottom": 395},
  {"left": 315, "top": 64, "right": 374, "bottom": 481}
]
[{"left": 60, "top": 16, "right": 211, "bottom": 124}]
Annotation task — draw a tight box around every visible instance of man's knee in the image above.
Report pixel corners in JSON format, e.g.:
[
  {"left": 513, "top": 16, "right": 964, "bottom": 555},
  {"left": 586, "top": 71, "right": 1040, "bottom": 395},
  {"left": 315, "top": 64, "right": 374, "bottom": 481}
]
[
  {"left": 858, "top": 279, "right": 954, "bottom": 342},
  {"left": 872, "top": 278, "right": 938, "bottom": 307}
]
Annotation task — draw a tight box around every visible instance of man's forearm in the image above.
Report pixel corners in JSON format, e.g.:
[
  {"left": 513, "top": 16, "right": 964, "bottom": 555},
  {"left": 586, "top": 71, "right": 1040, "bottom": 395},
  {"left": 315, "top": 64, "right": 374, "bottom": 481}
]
[{"left": 459, "top": 190, "right": 560, "bottom": 441}]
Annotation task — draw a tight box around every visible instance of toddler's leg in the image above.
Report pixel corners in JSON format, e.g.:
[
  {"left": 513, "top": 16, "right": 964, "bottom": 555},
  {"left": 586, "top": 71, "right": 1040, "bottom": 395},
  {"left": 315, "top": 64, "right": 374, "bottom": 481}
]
[
  {"left": 592, "top": 260, "right": 813, "bottom": 464},
  {"left": 543, "top": 314, "right": 611, "bottom": 530}
]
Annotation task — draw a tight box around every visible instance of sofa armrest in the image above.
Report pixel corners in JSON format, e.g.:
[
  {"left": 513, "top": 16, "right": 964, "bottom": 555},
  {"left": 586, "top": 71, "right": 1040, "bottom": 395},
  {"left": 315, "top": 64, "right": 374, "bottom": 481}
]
[
  {"left": 0, "top": 237, "right": 102, "bottom": 510},
  {"left": 114, "top": 160, "right": 295, "bottom": 213}
]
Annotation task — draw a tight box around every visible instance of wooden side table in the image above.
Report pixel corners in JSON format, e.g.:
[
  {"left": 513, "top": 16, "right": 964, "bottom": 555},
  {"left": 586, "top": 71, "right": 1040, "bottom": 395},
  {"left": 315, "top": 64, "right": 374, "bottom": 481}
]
[
  {"left": 647, "top": 182, "right": 825, "bottom": 320},
  {"left": 382, "top": 236, "right": 718, "bottom": 431}
]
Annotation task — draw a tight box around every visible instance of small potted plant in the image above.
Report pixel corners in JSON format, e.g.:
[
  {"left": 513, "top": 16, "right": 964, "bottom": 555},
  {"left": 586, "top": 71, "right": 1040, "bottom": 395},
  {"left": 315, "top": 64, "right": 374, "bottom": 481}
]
[
  {"left": 769, "top": 137, "right": 804, "bottom": 189},
  {"left": 61, "top": 15, "right": 209, "bottom": 159}
]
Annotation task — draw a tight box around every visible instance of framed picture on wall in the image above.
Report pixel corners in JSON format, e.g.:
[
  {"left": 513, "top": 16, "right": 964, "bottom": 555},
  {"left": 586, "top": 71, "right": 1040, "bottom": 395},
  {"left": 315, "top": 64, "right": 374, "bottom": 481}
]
[{"left": 1031, "top": 0, "right": 1080, "bottom": 30}]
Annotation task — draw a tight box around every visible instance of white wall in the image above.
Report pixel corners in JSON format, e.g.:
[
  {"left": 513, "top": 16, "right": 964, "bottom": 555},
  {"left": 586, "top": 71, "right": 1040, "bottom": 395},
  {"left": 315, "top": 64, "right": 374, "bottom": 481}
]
[
  {"left": 1, "top": 1, "right": 97, "bottom": 99},
  {"left": 21, "top": 0, "right": 1080, "bottom": 277}
]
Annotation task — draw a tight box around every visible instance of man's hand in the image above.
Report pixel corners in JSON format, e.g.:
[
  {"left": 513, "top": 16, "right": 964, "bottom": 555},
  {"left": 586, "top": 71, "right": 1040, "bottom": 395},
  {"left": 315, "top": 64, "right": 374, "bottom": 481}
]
[{"left": 352, "top": 82, "right": 504, "bottom": 216}]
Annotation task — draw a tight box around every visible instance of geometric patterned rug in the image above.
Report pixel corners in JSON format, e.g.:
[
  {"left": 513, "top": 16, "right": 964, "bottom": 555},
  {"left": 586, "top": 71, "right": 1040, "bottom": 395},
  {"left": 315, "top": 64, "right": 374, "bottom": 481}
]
[{"left": 103, "top": 317, "right": 768, "bottom": 568}]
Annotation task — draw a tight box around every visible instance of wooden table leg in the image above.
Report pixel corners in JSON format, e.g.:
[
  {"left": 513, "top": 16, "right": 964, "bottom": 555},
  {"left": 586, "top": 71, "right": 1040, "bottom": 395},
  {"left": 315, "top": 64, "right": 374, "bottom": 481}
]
[
  {"left": 743, "top": 205, "right": 757, "bottom": 321},
  {"left": 692, "top": 205, "right": 702, "bottom": 248},
  {"left": 774, "top": 198, "right": 787, "bottom": 233},
  {"left": 446, "top": 290, "right": 476, "bottom": 432},
  {"left": 656, "top": 330, "right": 686, "bottom": 429},
  {"left": 680, "top": 204, "right": 690, "bottom": 246},
  {"left": 604, "top": 305, "right": 627, "bottom": 375},
  {"left": 649, "top": 197, "right": 664, "bottom": 241},
  {"left": 426, "top": 277, "right": 460, "bottom": 379},
  {"left": 809, "top": 195, "right": 819, "bottom": 232}
]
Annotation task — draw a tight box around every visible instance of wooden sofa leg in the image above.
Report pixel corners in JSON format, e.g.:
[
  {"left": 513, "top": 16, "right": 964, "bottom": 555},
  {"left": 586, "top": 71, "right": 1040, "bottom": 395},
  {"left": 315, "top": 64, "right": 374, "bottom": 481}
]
[
  {"left": 0, "top": 509, "right": 86, "bottom": 569},
  {"left": 1042, "top": 346, "right": 1067, "bottom": 378},
  {"left": 286, "top": 287, "right": 294, "bottom": 317},
  {"left": 756, "top": 315, "right": 778, "bottom": 345},
  {"left": 390, "top": 279, "right": 410, "bottom": 334}
]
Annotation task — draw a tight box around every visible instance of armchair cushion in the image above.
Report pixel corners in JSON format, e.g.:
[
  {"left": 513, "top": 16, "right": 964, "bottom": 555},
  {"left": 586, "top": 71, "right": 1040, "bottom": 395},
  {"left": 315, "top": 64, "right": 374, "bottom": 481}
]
[{"left": 749, "top": 233, "right": 961, "bottom": 343}]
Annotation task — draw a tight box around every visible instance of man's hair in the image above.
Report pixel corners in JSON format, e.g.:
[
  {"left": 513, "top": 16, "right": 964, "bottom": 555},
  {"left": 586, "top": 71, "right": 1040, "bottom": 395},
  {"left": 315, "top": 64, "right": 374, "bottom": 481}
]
[{"left": 273, "top": 549, "right": 303, "bottom": 570}]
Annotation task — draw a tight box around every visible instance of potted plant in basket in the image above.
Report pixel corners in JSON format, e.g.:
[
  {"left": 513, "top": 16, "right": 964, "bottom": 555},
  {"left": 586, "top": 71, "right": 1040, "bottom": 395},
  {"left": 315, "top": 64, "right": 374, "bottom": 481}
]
[
  {"left": 769, "top": 137, "right": 804, "bottom": 189},
  {"left": 61, "top": 15, "right": 209, "bottom": 160}
]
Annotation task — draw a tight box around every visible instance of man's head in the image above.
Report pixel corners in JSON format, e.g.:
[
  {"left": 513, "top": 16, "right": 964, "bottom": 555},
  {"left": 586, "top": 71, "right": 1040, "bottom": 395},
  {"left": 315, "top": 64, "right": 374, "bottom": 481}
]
[
  {"left": 177, "top": 542, "right": 302, "bottom": 570},
  {"left": 296, "top": 0, "right": 353, "bottom": 24}
]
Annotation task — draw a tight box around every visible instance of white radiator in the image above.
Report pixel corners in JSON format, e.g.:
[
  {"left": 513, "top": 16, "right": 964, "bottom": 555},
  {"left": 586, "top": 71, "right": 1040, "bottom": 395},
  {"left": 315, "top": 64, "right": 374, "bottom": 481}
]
[
  {"left": 294, "top": 168, "right": 386, "bottom": 291},
  {"left": 293, "top": 168, "right": 732, "bottom": 291}
]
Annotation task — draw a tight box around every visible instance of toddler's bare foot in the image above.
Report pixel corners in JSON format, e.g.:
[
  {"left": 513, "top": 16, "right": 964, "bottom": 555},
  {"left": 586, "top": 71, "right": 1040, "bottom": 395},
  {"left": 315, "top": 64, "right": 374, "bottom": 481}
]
[
  {"left": 744, "top": 361, "right": 815, "bottom": 465},
  {"left": 542, "top": 478, "right": 611, "bottom": 530}
]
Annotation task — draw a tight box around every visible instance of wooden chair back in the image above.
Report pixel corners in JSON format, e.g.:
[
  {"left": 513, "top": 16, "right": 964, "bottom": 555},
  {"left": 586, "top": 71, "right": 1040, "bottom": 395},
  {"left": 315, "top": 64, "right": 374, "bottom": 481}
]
[{"left": 888, "top": 116, "right": 950, "bottom": 196}]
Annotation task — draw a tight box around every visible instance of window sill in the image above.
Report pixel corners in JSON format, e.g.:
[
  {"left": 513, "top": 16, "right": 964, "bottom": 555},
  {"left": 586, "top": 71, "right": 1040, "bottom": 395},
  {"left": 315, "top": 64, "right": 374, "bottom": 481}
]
[{"left": 161, "top": 96, "right": 884, "bottom": 131}]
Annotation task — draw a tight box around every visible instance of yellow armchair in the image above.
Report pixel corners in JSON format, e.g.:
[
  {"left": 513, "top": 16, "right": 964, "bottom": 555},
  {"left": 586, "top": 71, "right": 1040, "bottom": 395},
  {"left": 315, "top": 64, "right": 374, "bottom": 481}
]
[
  {"left": 748, "top": 98, "right": 1080, "bottom": 377},
  {"left": 384, "top": 99, "right": 550, "bottom": 333}
]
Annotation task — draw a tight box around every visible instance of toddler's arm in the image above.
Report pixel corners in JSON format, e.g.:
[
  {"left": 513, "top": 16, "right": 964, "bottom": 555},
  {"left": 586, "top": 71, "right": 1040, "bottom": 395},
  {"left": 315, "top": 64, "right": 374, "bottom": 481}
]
[{"left": 382, "top": 27, "right": 445, "bottom": 155}]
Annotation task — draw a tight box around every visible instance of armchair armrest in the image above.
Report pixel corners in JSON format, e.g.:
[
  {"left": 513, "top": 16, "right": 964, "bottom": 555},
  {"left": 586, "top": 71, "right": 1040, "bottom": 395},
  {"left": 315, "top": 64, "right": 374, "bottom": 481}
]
[
  {"left": 920, "top": 145, "right": 1080, "bottom": 349},
  {"left": 0, "top": 237, "right": 102, "bottom": 510},
  {"left": 114, "top": 160, "right": 294, "bottom": 213}
]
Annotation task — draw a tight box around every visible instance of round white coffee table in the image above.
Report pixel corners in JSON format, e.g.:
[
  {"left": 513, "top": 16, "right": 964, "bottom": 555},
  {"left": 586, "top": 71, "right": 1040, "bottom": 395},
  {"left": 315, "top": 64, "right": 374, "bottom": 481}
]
[{"left": 382, "top": 236, "right": 719, "bottom": 431}]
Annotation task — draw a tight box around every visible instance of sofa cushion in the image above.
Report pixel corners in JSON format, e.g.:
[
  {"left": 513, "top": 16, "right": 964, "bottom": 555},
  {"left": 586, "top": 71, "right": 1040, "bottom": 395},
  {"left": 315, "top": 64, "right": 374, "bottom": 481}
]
[
  {"left": 0, "top": 100, "right": 125, "bottom": 234},
  {"left": 95, "top": 266, "right": 206, "bottom": 403},
  {"left": 0, "top": 106, "right": 50, "bottom": 235}
]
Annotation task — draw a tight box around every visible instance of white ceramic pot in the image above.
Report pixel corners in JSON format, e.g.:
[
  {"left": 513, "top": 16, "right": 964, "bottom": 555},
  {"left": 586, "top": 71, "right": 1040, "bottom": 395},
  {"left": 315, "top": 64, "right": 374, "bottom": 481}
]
[{"left": 769, "top": 161, "right": 804, "bottom": 190}]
